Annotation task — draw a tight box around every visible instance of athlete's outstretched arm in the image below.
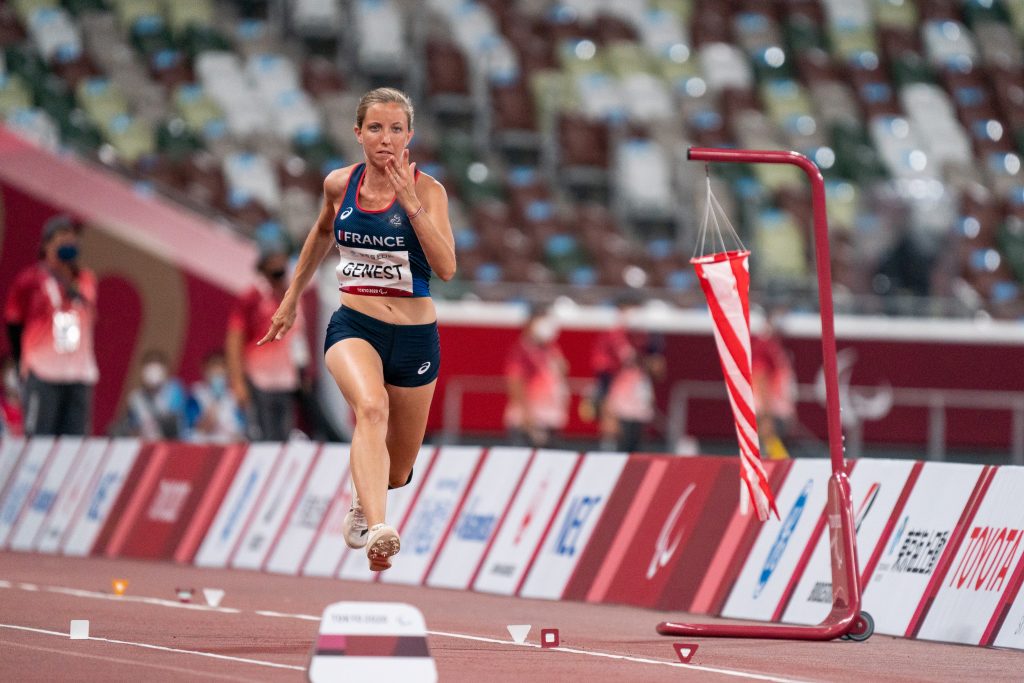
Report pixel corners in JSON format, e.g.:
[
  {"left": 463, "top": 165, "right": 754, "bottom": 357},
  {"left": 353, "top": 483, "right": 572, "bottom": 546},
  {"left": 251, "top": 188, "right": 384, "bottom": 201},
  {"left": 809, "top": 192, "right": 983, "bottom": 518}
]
[
  {"left": 386, "top": 149, "right": 456, "bottom": 281},
  {"left": 258, "top": 170, "right": 349, "bottom": 345}
]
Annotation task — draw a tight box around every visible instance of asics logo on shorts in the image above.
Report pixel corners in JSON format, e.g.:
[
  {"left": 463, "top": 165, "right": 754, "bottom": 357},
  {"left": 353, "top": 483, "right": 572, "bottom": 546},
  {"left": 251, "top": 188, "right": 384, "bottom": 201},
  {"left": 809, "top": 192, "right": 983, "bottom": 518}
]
[
  {"left": 418, "top": 362, "right": 431, "bottom": 375},
  {"left": 339, "top": 207, "right": 353, "bottom": 220}
]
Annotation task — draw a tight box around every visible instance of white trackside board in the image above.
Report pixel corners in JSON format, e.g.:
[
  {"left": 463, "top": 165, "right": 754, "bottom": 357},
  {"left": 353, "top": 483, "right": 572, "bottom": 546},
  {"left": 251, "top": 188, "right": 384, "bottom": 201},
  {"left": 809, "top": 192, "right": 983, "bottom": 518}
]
[{"left": 308, "top": 601, "right": 436, "bottom": 683}]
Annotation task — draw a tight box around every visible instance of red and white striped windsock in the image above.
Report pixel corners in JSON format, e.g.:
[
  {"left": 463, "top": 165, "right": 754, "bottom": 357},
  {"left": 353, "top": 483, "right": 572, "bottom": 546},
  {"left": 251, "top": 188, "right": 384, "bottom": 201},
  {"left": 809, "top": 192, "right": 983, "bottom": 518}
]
[{"left": 691, "top": 250, "right": 779, "bottom": 521}]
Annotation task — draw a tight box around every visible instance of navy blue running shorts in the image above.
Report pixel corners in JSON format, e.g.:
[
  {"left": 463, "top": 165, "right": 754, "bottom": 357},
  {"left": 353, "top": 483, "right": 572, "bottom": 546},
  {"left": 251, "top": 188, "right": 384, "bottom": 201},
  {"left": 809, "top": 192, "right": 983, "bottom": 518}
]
[{"left": 324, "top": 306, "right": 441, "bottom": 387}]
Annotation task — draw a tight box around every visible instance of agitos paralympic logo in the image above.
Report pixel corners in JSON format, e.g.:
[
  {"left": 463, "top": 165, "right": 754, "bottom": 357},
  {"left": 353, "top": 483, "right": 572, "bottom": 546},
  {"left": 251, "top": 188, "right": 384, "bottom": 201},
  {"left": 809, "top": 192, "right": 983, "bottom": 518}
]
[
  {"left": 947, "top": 526, "right": 1023, "bottom": 593},
  {"left": 645, "top": 483, "right": 696, "bottom": 580}
]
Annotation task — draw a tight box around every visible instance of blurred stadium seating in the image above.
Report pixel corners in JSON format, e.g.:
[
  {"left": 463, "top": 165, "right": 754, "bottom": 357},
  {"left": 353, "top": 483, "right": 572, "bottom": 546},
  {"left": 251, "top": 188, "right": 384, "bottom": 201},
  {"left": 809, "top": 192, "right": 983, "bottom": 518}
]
[{"left": 1, "top": 0, "right": 1022, "bottom": 317}]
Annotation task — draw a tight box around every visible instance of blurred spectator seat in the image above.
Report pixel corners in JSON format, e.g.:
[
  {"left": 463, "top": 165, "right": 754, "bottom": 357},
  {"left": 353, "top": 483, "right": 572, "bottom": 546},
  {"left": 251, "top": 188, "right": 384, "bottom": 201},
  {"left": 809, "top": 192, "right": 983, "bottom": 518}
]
[
  {"left": 26, "top": 6, "right": 82, "bottom": 64},
  {"left": 196, "top": 50, "right": 269, "bottom": 137},
  {"left": 5, "top": 106, "right": 60, "bottom": 149},
  {"left": 753, "top": 208, "right": 808, "bottom": 282},
  {"left": 699, "top": 42, "right": 753, "bottom": 92},
  {"left": 223, "top": 150, "right": 282, "bottom": 211},
  {"left": 900, "top": 83, "right": 973, "bottom": 173},
  {"left": 354, "top": 0, "right": 407, "bottom": 76},
  {"left": 614, "top": 137, "right": 674, "bottom": 220},
  {"left": 922, "top": 20, "right": 979, "bottom": 70},
  {"left": 291, "top": 0, "right": 342, "bottom": 38}
]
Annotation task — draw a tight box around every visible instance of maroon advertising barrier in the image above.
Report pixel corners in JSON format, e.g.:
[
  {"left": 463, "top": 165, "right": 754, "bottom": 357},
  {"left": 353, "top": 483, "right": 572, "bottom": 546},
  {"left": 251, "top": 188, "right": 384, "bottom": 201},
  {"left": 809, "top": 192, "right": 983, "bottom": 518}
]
[
  {"left": 595, "top": 456, "right": 730, "bottom": 608},
  {"left": 562, "top": 455, "right": 793, "bottom": 613},
  {"left": 99, "top": 443, "right": 227, "bottom": 560}
]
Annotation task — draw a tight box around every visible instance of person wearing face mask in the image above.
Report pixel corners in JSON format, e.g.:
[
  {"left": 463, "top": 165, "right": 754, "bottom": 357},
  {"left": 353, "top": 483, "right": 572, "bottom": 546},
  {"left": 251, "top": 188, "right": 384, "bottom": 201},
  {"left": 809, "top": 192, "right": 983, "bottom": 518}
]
[
  {"left": 4, "top": 215, "right": 98, "bottom": 436},
  {"left": 504, "top": 307, "right": 569, "bottom": 448},
  {"left": 187, "top": 350, "right": 245, "bottom": 443},
  {"left": 115, "top": 349, "right": 188, "bottom": 440},
  {"left": 0, "top": 356, "right": 24, "bottom": 436},
  {"left": 588, "top": 298, "right": 665, "bottom": 451},
  {"left": 225, "top": 242, "right": 308, "bottom": 442}
]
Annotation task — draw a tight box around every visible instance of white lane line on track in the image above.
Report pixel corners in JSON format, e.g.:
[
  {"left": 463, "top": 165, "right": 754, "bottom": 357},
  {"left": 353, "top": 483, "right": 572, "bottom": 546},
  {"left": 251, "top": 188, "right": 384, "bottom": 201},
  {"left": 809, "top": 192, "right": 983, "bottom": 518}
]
[
  {"left": 45, "top": 585, "right": 242, "bottom": 614},
  {"left": 0, "top": 639, "right": 253, "bottom": 682},
  {"left": 4, "top": 578, "right": 811, "bottom": 683},
  {"left": 255, "top": 610, "right": 318, "bottom": 620},
  {"left": 0, "top": 623, "right": 305, "bottom": 672}
]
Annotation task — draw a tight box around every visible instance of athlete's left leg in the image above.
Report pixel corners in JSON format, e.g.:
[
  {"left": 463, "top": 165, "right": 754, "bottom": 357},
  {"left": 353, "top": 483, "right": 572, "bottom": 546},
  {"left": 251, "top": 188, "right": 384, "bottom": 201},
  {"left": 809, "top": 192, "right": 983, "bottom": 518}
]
[{"left": 384, "top": 380, "right": 437, "bottom": 488}]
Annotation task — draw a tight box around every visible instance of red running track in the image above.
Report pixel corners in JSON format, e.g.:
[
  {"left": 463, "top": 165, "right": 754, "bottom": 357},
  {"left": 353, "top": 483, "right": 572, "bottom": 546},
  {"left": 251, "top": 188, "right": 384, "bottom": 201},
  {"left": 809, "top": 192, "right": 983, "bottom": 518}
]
[{"left": 0, "top": 553, "right": 1020, "bottom": 682}]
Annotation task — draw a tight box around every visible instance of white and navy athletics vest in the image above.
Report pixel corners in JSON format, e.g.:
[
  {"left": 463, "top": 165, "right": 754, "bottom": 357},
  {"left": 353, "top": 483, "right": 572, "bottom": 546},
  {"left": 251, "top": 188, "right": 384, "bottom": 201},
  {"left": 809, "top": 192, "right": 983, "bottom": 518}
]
[{"left": 333, "top": 163, "right": 432, "bottom": 297}]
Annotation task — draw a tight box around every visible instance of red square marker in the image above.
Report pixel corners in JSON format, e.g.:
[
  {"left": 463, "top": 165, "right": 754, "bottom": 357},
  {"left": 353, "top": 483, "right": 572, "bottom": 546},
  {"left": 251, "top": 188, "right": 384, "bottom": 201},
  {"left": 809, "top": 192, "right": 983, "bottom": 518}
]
[
  {"left": 540, "top": 629, "right": 559, "bottom": 648},
  {"left": 673, "top": 643, "right": 698, "bottom": 663}
]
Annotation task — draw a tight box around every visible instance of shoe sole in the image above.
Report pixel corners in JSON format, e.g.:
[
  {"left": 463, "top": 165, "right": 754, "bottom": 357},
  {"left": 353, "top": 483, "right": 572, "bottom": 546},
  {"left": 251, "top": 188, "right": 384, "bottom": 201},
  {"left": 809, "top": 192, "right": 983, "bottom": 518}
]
[{"left": 367, "top": 534, "right": 400, "bottom": 572}]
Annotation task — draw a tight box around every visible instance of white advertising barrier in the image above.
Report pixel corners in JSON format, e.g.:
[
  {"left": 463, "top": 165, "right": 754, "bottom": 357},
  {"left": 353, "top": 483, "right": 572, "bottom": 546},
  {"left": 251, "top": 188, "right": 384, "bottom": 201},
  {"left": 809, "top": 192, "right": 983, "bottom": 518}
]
[
  {"left": 9, "top": 437, "right": 84, "bottom": 550},
  {"left": 381, "top": 446, "right": 483, "bottom": 586},
  {"left": 0, "top": 436, "right": 26, "bottom": 493},
  {"left": 995, "top": 506, "right": 1024, "bottom": 651},
  {"left": 918, "top": 466, "right": 1024, "bottom": 645},
  {"left": 338, "top": 447, "right": 438, "bottom": 582},
  {"left": 426, "top": 447, "right": 532, "bottom": 590},
  {"left": 266, "top": 444, "right": 350, "bottom": 575},
  {"left": 0, "top": 437, "right": 55, "bottom": 547},
  {"left": 37, "top": 439, "right": 109, "bottom": 553},
  {"left": 782, "top": 458, "right": 916, "bottom": 625},
  {"left": 996, "top": 601, "right": 1024, "bottom": 650},
  {"left": 232, "top": 441, "right": 319, "bottom": 570},
  {"left": 862, "top": 462, "right": 984, "bottom": 636},
  {"left": 63, "top": 439, "right": 142, "bottom": 556},
  {"left": 302, "top": 459, "right": 355, "bottom": 578},
  {"left": 721, "top": 458, "right": 832, "bottom": 621},
  {"left": 194, "top": 442, "right": 283, "bottom": 568},
  {"left": 473, "top": 450, "right": 581, "bottom": 596},
  {"left": 519, "top": 452, "right": 628, "bottom": 600}
]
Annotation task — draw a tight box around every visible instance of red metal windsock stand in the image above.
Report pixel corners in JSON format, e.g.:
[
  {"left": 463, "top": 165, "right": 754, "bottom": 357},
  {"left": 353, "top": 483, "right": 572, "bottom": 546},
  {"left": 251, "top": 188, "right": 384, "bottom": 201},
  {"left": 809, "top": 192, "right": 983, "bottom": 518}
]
[{"left": 657, "top": 147, "right": 872, "bottom": 642}]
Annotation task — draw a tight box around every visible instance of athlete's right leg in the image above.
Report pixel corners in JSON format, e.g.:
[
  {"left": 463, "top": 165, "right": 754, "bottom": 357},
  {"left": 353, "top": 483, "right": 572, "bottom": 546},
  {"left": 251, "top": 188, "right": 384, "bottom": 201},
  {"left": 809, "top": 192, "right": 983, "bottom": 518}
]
[{"left": 324, "top": 338, "right": 390, "bottom": 528}]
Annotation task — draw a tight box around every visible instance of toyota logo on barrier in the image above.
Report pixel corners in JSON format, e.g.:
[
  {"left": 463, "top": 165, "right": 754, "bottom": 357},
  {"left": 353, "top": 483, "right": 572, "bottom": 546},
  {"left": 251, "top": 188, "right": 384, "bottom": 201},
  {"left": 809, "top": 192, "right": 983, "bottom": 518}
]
[{"left": 646, "top": 483, "right": 697, "bottom": 580}]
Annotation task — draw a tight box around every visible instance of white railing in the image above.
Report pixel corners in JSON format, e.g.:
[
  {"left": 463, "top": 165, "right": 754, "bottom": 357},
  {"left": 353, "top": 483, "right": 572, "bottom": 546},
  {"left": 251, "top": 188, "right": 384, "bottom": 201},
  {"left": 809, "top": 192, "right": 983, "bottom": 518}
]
[
  {"left": 440, "top": 375, "right": 1024, "bottom": 464},
  {"left": 665, "top": 380, "right": 1024, "bottom": 465}
]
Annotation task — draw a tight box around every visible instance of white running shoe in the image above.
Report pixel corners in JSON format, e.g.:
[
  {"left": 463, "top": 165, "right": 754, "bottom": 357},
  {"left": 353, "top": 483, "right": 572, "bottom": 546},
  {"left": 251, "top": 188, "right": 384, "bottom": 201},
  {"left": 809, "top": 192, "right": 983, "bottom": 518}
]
[
  {"left": 366, "top": 523, "right": 400, "bottom": 572},
  {"left": 343, "top": 488, "right": 368, "bottom": 549}
]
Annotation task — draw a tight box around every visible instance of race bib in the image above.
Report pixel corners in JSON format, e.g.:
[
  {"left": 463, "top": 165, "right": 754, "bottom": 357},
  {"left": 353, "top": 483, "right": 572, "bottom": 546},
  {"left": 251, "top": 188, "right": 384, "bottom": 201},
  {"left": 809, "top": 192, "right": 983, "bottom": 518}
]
[
  {"left": 336, "top": 246, "right": 413, "bottom": 297},
  {"left": 52, "top": 309, "right": 82, "bottom": 353}
]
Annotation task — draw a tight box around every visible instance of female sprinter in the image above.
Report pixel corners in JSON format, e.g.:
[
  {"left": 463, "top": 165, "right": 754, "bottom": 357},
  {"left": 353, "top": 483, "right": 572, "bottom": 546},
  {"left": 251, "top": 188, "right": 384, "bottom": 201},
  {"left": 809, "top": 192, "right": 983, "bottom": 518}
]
[{"left": 258, "top": 88, "right": 456, "bottom": 571}]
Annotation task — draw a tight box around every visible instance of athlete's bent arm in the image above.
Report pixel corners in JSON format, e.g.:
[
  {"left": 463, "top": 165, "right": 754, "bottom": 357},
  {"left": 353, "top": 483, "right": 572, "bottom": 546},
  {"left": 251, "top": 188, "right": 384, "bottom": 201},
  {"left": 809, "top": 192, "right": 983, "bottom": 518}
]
[
  {"left": 258, "top": 171, "right": 348, "bottom": 345},
  {"left": 386, "top": 150, "right": 456, "bottom": 281}
]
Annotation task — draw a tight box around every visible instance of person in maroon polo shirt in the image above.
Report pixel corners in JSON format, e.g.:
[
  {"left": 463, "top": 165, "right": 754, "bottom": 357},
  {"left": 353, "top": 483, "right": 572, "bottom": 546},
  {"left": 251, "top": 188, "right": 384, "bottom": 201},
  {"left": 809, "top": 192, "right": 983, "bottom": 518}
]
[
  {"left": 225, "top": 243, "right": 307, "bottom": 442},
  {"left": 4, "top": 215, "right": 98, "bottom": 436}
]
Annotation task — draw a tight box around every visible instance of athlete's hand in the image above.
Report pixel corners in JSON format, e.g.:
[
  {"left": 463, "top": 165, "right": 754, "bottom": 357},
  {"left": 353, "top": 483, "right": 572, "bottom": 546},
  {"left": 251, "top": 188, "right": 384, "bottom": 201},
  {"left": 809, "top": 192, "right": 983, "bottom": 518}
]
[
  {"left": 257, "top": 301, "right": 296, "bottom": 346},
  {"left": 385, "top": 148, "right": 420, "bottom": 213}
]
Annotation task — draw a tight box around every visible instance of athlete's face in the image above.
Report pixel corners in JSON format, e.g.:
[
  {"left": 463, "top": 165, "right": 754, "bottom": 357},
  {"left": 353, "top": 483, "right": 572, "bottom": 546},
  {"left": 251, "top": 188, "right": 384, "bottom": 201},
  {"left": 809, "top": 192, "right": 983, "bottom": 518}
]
[{"left": 355, "top": 103, "right": 413, "bottom": 168}]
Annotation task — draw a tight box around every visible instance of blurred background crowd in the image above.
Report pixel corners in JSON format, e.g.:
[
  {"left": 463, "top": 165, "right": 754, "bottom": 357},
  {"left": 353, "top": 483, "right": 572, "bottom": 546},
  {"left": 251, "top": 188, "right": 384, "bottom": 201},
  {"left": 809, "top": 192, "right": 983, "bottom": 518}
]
[{"left": 0, "top": 0, "right": 1022, "bottom": 317}]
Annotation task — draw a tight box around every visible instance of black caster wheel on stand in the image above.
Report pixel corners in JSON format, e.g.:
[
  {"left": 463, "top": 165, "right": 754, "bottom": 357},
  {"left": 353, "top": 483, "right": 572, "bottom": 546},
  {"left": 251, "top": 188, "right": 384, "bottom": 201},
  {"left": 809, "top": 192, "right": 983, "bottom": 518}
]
[{"left": 843, "top": 611, "right": 874, "bottom": 642}]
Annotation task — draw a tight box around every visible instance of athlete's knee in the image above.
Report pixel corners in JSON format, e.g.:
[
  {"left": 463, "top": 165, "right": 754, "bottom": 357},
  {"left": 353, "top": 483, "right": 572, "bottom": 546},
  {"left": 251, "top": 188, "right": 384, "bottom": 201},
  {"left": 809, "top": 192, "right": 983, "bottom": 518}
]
[
  {"left": 388, "top": 467, "right": 414, "bottom": 489},
  {"left": 354, "top": 392, "right": 389, "bottom": 426}
]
